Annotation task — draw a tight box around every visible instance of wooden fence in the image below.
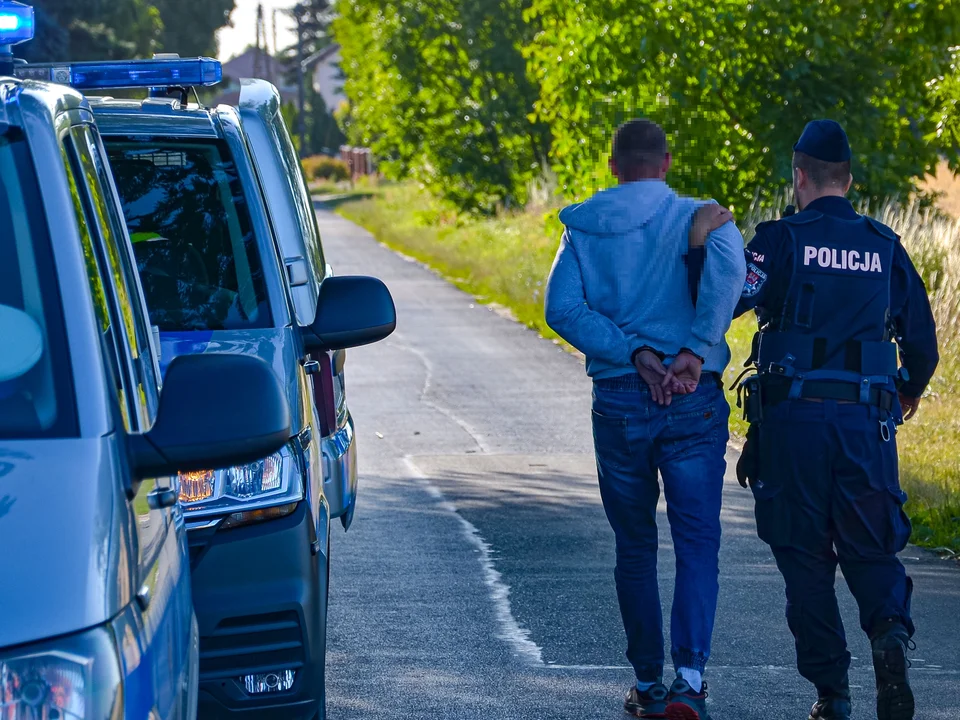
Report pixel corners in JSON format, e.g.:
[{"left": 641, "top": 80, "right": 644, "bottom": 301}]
[{"left": 339, "top": 146, "right": 375, "bottom": 179}]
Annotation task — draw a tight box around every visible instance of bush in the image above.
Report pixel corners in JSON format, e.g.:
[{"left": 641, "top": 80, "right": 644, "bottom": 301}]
[
  {"left": 524, "top": 0, "right": 960, "bottom": 209},
  {"left": 301, "top": 155, "right": 350, "bottom": 183}
]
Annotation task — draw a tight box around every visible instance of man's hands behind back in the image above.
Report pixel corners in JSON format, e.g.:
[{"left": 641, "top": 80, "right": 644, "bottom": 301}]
[
  {"left": 635, "top": 350, "right": 673, "bottom": 405},
  {"left": 663, "top": 352, "right": 702, "bottom": 396},
  {"left": 634, "top": 350, "right": 701, "bottom": 406}
]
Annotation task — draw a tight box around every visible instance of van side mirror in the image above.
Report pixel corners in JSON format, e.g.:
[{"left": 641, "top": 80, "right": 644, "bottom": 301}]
[
  {"left": 301, "top": 275, "right": 396, "bottom": 352},
  {"left": 129, "top": 354, "right": 291, "bottom": 479}
]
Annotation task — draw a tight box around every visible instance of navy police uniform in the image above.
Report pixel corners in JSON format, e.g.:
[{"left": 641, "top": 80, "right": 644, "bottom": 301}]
[{"left": 732, "top": 122, "right": 939, "bottom": 707}]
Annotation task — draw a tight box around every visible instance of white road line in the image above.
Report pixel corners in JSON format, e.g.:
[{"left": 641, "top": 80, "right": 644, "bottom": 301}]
[
  {"left": 403, "top": 456, "right": 543, "bottom": 665},
  {"left": 404, "top": 457, "right": 955, "bottom": 679},
  {"left": 390, "top": 337, "right": 492, "bottom": 454}
]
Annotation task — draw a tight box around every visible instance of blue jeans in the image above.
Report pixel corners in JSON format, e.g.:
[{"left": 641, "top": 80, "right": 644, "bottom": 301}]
[{"left": 591, "top": 374, "right": 729, "bottom": 684}]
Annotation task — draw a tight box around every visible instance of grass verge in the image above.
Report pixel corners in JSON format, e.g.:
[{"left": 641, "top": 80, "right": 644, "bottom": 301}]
[{"left": 336, "top": 182, "right": 960, "bottom": 553}]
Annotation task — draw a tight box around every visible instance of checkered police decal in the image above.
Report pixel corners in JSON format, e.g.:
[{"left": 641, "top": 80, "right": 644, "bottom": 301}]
[{"left": 743, "top": 263, "right": 767, "bottom": 297}]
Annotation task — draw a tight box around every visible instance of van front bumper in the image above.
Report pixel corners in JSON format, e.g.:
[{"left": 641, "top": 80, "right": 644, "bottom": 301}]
[
  {"left": 322, "top": 414, "right": 356, "bottom": 527},
  {"left": 188, "top": 501, "right": 324, "bottom": 719}
]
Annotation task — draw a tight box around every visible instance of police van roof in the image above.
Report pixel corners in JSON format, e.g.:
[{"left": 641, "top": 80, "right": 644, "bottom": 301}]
[
  {"left": 89, "top": 96, "right": 220, "bottom": 138},
  {"left": 89, "top": 77, "right": 281, "bottom": 139},
  {"left": 0, "top": 76, "right": 90, "bottom": 130}
]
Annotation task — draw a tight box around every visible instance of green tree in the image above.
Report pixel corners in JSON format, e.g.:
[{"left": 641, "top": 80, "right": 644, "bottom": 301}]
[
  {"left": 16, "top": 0, "right": 163, "bottom": 62},
  {"left": 931, "top": 48, "right": 960, "bottom": 174},
  {"left": 306, "top": 86, "right": 346, "bottom": 155},
  {"left": 525, "top": 0, "right": 960, "bottom": 209},
  {"left": 289, "top": 0, "right": 335, "bottom": 58},
  {"left": 280, "top": 0, "right": 346, "bottom": 157},
  {"left": 334, "top": 0, "right": 550, "bottom": 213},
  {"left": 152, "top": 0, "right": 235, "bottom": 57}
]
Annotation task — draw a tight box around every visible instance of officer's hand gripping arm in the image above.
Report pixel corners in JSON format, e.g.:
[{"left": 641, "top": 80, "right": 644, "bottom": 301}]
[{"left": 682, "top": 220, "right": 747, "bottom": 359}]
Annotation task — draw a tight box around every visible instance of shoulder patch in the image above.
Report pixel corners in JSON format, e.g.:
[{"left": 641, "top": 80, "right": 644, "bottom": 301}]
[{"left": 742, "top": 263, "right": 768, "bottom": 298}]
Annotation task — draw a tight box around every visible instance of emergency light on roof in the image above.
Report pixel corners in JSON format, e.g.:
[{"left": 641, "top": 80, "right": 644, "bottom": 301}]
[
  {"left": 15, "top": 56, "right": 222, "bottom": 90},
  {"left": 0, "top": 1, "right": 34, "bottom": 46}
]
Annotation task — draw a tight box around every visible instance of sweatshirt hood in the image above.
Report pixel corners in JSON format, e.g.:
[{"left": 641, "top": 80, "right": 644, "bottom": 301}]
[{"left": 558, "top": 180, "right": 673, "bottom": 236}]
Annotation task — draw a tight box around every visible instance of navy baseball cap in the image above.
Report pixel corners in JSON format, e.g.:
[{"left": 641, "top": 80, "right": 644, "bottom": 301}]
[{"left": 793, "top": 120, "right": 851, "bottom": 162}]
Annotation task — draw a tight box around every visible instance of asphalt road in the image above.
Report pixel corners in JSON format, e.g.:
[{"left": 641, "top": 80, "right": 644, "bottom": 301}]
[{"left": 317, "top": 206, "right": 960, "bottom": 720}]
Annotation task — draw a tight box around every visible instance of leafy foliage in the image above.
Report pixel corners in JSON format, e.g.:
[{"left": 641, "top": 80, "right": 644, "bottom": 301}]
[
  {"left": 16, "top": 0, "right": 234, "bottom": 63},
  {"left": 288, "top": 0, "right": 335, "bottom": 59},
  {"left": 18, "top": 0, "right": 163, "bottom": 62},
  {"left": 930, "top": 47, "right": 960, "bottom": 174},
  {"left": 275, "top": 2, "right": 346, "bottom": 157},
  {"left": 524, "top": 0, "right": 960, "bottom": 208},
  {"left": 152, "top": 0, "right": 235, "bottom": 58},
  {"left": 333, "top": 0, "right": 550, "bottom": 213}
]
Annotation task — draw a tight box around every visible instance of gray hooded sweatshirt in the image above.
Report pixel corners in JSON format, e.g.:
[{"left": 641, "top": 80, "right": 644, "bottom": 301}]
[{"left": 544, "top": 180, "right": 746, "bottom": 379}]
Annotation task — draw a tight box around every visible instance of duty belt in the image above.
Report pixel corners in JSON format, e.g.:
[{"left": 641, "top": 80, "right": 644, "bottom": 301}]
[{"left": 761, "top": 379, "right": 895, "bottom": 411}]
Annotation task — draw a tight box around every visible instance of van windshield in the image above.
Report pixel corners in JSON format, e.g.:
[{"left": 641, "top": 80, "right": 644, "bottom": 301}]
[
  {"left": 105, "top": 139, "right": 272, "bottom": 332},
  {"left": 0, "top": 129, "right": 78, "bottom": 438}
]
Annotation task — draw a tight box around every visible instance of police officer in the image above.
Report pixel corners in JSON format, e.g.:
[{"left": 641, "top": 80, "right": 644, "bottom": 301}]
[{"left": 705, "top": 120, "right": 939, "bottom": 720}]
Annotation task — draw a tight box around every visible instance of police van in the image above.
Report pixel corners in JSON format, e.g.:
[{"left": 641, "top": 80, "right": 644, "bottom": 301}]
[
  {"left": 18, "top": 44, "right": 397, "bottom": 719},
  {"left": 0, "top": 2, "right": 293, "bottom": 717}
]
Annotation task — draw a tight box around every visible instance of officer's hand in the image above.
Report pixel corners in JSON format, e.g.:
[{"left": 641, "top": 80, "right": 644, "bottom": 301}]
[
  {"left": 663, "top": 352, "right": 702, "bottom": 395},
  {"left": 899, "top": 393, "right": 921, "bottom": 421},
  {"left": 737, "top": 428, "right": 760, "bottom": 489},
  {"left": 690, "top": 203, "right": 734, "bottom": 248},
  {"left": 635, "top": 350, "right": 674, "bottom": 406}
]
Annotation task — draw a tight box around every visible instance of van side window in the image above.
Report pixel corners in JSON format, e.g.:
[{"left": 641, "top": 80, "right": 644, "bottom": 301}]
[
  {"left": 61, "top": 136, "right": 136, "bottom": 432},
  {"left": 105, "top": 138, "right": 272, "bottom": 332},
  {"left": 80, "top": 127, "right": 162, "bottom": 423},
  {"left": 270, "top": 115, "right": 326, "bottom": 280},
  {"left": 0, "top": 129, "right": 78, "bottom": 438},
  {"left": 69, "top": 126, "right": 159, "bottom": 430}
]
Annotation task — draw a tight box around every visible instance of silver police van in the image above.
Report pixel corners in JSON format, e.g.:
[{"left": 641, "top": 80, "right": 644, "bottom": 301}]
[
  {"left": 19, "top": 55, "right": 397, "bottom": 718},
  {"left": 1, "top": 5, "right": 293, "bottom": 717}
]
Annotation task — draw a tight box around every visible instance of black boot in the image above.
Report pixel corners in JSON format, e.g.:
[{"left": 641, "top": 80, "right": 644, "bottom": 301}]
[
  {"left": 871, "top": 619, "right": 915, "bottom": 720},
  {"left": 808, "top": 678, "right": 851, "bottom": 720},
  {"left": 808, "top": 695, "right": 852, "bottom": 720}
]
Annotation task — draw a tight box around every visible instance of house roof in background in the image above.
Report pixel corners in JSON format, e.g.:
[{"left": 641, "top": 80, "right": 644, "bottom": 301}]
[
  {"left": 221, "top": 47, "right": 295, "bottom": 90},
  {"left": 303, "top": 43, "right": 340, "bottom": 69}
]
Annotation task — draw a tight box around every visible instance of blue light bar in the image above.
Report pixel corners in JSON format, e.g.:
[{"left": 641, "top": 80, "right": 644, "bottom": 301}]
[
  {"left": 15, "top": 57, "right": 222, "bottom": 90},
  {"left": 0, "top": 1, "right": 34, "bottom": 46}
]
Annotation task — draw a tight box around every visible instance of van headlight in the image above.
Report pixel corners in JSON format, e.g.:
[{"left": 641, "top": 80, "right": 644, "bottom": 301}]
[
  {"left": 0, "top": 626, "right": 122, "bottom": 719},
  {"left": 177, "top": 443, "right": 304, "bottom": 527}
]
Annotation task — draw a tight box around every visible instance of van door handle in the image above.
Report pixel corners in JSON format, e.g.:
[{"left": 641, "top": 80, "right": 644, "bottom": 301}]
[
  {"left": 147, "top": 487, "right": 178, "bottom": 510},
  {"left": 136, "top": 583, "right": 151, "bottom": 610}
]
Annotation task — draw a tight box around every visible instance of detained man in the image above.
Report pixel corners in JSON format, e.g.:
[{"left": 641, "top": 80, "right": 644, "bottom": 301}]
[{"left": 544, "top": 119, "right": 746, "bottom": 720}]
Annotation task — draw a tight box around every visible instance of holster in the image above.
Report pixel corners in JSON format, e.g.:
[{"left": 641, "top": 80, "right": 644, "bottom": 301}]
[
  {"left": 741, "top": 375, "right": 763, "bottom": 425},
  {"left": 735, "top": 369, "right": 764, "bottom": 488}
]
